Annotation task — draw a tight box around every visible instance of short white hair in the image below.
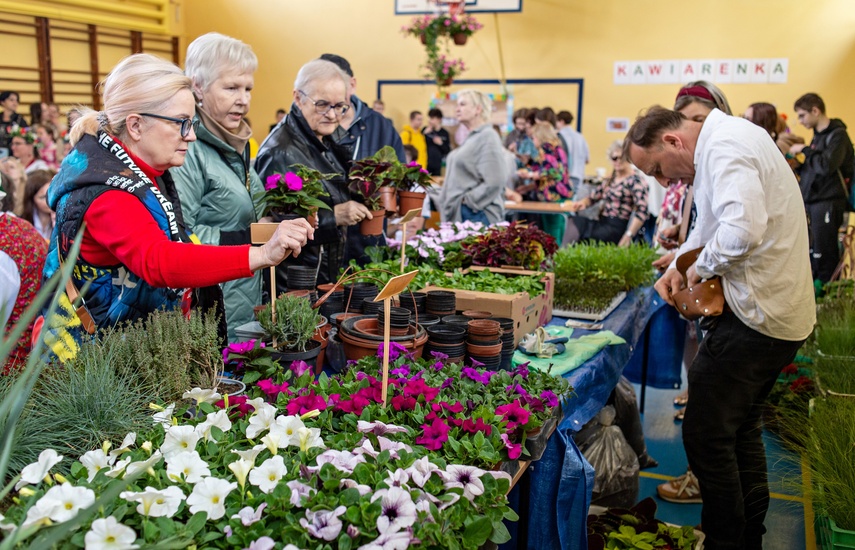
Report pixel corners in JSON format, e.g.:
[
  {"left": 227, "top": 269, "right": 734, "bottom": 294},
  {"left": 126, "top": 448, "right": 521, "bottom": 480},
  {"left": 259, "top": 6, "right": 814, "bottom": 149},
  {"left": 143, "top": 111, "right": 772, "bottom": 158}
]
[
  {"left": 457, "top": 89, "right": 492, "bottom": 124},
  {"left": 185, "top": 32, "right": 257, "bottom": 96},
  {"left": 294, "top": 59, "right": 349, "bottom": 98}
]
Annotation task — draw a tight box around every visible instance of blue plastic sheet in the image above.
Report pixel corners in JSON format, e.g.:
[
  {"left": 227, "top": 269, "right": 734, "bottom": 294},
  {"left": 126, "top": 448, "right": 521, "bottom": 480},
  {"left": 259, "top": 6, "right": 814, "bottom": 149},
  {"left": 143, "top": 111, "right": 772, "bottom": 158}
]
[
  {"left": 507, "top": 286, "right": 661, "bottom": 549},
  {"left": 623, "top": 295, "right": 687, "bottom": 389}
]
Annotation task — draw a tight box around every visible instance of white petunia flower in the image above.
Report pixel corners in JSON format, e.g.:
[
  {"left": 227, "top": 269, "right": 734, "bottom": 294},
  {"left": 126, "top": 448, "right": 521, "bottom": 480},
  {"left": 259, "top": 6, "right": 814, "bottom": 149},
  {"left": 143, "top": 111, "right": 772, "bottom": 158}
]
[
  {"left": 299, "top": 506, "right": 346, "bottom": 541},
  {"left": 309, "top": 450, "right": 365, "bottom": 474},
  {"left": 355, "top": 530, "right": 414, "bottom": 550},
  {"left": 108, "top": 433, "right": 137, "bottom": 460},
  {"left": 16, "top": 449, "right": 63, "bottom": 490},
  {"left": 186, "top": 477, "right": 237, "bottom": 520},
  {"left": 119, "top": 486, "right": 184, "bottom": 518},
  {"left": 165, "top": 451, "right": 210, "bottom": 484},
  {"left": 122, "top": 451, "right": 163, "bottom": 479},
  {"left": 441, "top": 465, "right": 485, "bottom": 502},
  {"left": 371, "top": 486, "right": 416, "bottom": 534},
  {"left": 383, "top": 468, "right": 410, "bottom": 489},
  {"left": 22, "top": 495, "right": 58, "bottom": 529},
  {"left": 80, "top": 449, "right": 112, "bottom": 482},
  {"left": 182, "top": 387, "right": 221, "bottom": 405},
  {"left": 151, "top": 404, "right": 176, "bottom": 428},
  {"left": 195, "top": 410, "right": 232, "bottom": 442},
  {"left": 231, "top": 502, "right": 267, "bottom": 526},
  {"left": 268, "top": 415, "right": 305, "bottom": 446},
  {"left": 84, "top": 516, "right": 139, "bottom": 550},
  {"left": 245, "top": 402, "right": 278, "bottom": 439},
  {"left": 260, "top": 433, "right": 282, "bottom": 454},
  {"left": 160, "top": 425, "right": 201, "bottom": 459},
  {"left": 356, "top": 420, "right": 408, "bottom": 436},
  {"left": 295, "top": 427, "right": 325, "bottom": 452},
  {"left": 286, "top": 479, "right": 315, "bottom": 507},
  {"left": 339, "top": 479, "right": 372, "bottom": 496},
  {"left": 405, "top": 456, "right": 441, "bottom": 488},
  {"left": 227, "top": 458, "right": 254, "bottom": 489},
  {"left": 248, "top": 455, "right": 286, "bottom": 494},
  {"left": 38, "top": 482, "right": 96, "bottom": 523},
  {"left": 230, "top": 445, "right": 265, "bottom": 463}
]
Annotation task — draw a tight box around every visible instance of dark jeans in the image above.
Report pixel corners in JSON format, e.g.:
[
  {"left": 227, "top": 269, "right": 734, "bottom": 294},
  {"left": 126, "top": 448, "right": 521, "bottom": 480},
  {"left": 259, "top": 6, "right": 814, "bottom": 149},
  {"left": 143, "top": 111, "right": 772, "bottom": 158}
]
[
  {"left": 806, "top": 199, "right": 846, "bottom": 283},
  {"left": 460, "top": 203, "right": 490, "bottom": 225},
  {"left": 683, "top": 312, "right": 804, "bottom": 550},
  {"left": 584, "top": 216, "right": 626, "bottom": 244}
]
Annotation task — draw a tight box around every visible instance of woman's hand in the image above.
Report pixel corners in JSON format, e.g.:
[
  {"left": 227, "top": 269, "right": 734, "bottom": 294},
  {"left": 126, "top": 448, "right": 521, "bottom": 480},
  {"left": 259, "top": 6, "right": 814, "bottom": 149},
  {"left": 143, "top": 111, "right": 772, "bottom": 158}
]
[
  {"left": 618, "top": 233, "right": 633, "bottom": 248},
  {"left": 652, "top": 251, "right": 675, "bottom": 273},
  {"left": 334, "top": 201, "right": 372, "bottom": 226},
  {"left": 505, "top": 188, "right": 523, "bottom": 203},
  {"left": 249, "top": 218, "right": 314, "bottom": 271}
]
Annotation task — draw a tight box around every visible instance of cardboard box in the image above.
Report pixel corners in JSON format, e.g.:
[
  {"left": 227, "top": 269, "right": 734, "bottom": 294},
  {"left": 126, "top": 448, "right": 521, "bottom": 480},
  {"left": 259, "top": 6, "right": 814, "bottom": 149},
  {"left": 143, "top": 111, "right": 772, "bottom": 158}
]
[{"left": 420, "top": 267, "right": 554, "bottom": 346}]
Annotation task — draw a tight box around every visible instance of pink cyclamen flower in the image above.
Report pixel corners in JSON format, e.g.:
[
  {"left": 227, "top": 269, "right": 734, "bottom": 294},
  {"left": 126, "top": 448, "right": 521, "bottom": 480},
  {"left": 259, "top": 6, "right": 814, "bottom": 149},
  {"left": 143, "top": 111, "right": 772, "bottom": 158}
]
[
  {"left": 264, "top": 174, "right": 282, "bottom": 191},
  {"left": 284, "top": 172, "right": 303, "bottom": 191}
]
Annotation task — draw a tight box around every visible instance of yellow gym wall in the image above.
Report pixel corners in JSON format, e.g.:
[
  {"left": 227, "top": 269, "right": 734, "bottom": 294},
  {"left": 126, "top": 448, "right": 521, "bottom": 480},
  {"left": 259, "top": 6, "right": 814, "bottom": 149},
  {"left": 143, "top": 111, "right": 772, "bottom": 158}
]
[{"left": 180, "top": 0, "right": 855, "bottom": 172}]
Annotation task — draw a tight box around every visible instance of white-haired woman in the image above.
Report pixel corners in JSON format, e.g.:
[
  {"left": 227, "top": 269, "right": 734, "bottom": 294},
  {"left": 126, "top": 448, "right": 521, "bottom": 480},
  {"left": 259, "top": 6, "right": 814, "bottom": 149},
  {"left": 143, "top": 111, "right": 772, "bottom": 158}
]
[
  {"left": 568, "top": 140, "right": 649, "bottom": 246},
  {"left": 255, "top": 59, "right": 369, "bottom": 286},
  {"left": 172, "top": 32, "right": 266, "bottom": 342},
  {"left": 40, "top": 53, "right": 312, "bottom": 361},
  {"left": 439, "top": 90, "right": 508, "bottom": 224}
]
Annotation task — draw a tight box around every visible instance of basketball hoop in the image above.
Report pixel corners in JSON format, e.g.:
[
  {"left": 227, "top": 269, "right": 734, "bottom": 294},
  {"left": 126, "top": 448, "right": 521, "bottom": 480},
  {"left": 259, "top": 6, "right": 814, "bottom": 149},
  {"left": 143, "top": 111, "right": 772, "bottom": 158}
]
[{"left": 434, "top": 0, "right": 465, "bottom": 16}]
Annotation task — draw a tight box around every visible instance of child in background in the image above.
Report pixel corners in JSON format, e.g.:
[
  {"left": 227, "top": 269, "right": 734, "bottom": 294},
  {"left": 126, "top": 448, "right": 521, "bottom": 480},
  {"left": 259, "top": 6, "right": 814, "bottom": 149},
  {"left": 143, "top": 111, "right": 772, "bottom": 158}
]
[{"left": 33, "top": 123, "right": 59, "bottom": 171}]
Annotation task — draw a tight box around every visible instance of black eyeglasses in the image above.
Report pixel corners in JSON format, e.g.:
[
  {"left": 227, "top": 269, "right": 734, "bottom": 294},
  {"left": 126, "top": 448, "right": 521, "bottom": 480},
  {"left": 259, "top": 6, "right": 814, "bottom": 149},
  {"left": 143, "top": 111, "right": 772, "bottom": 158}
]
[
  {"left": 139, "top": 113, "right": 199, "bottom": 138},
  {"left": 610, "top": 155, "right": 622, "bottom": 161},
  {"left": 297, "top": 90, "right": 349, "bottom": 117}
]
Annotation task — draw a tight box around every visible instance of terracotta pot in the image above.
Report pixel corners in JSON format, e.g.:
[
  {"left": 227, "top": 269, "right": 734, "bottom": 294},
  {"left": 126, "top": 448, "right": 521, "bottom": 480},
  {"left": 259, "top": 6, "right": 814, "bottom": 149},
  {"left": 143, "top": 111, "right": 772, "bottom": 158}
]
[
  {"left": 453, "top": 32, "right": 468, "bottom": 45},
  {"left": 339, "top": 328, "right": 428, "bottom": 361},
  {"left": 397, "top": 190, "right": 426, "bottom": 216},
  {"left": 312, "top": 318, "right": 330, "bottom": 375},
  {"left": 467, "top": 319, "right": 502, "bottom": 337},
  {"left": 359, "top": 210, "right": 386, "bottom": 236},
  {"left": 285, "top": 289, "right": 311, "bottom": 299},
  {"left": 438, "top": 77, "right": 453, "bottom": 87},
  {"left": 378, "top": 186, "right": 398, "bottom": 216},
  {"left": 466, "top": 341, "right": 502, "bottom": 356},
  {"left": 306, "top": 212, "right": 318, "bottom": 228},
  {"left": 461, "top": 310, "right": 492, "bottom": 319}
]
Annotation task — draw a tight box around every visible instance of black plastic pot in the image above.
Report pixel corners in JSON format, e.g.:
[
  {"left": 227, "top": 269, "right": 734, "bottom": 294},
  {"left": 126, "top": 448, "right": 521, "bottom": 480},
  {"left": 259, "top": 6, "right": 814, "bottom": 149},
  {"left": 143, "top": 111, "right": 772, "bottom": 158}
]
[
  {"left": 426, "top": 324, "right": 467, "bottom": 344},
  {"left": 416, "top": 314, "right": 441, "bottom": 328},
  {"left": 441, "top": 314, "right": 473, "bottom": 327},
  {"left": 268, "top": 339, "right": 322, "bottom": 371},
  {"left": 286, "top": 266, "right": 318, "bottom": 290}
]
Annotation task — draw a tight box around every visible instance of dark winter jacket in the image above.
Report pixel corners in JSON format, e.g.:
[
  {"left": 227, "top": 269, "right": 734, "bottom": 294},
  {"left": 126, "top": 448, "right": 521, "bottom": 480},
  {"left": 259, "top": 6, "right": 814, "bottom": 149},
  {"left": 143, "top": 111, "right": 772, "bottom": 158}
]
[
  {"left": 796, "top": 118, "right": 855, "bottom": 204},
  {"left": 423, "top": 126, "right": 451, "bottom": 176},
  {"left": 255, "top": 104, "right": 352, "bottom": 286},
  {"left": 332, "top": 95, "right": 405, "bottom": 163}
]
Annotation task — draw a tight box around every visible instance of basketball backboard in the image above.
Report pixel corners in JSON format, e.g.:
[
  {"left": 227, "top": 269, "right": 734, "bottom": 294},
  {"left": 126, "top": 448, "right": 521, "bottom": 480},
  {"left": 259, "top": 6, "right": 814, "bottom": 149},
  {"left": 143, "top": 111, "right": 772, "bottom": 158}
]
[{"left": 394, "top": 0, "right": 522, "bottom": 15}]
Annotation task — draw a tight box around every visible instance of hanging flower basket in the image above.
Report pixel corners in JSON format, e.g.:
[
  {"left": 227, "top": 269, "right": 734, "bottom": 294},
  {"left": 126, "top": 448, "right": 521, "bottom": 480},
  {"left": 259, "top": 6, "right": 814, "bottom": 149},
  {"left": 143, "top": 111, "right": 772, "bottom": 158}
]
[{"left": 453, "top": 32, "right": 468, "bottom": 45}]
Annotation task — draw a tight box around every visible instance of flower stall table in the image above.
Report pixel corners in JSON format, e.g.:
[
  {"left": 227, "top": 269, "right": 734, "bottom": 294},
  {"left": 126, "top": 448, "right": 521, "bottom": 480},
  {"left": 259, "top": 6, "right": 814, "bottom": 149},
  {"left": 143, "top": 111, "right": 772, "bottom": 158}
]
[{"left": 504, "top": 286, "right": 661, "bottom": 550}]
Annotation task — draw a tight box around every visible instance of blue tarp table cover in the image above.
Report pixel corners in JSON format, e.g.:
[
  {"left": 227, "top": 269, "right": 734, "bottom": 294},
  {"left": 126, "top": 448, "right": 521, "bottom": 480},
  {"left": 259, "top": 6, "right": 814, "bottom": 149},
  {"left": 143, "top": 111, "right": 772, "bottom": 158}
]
[{"left": 504, "top": 286, "right": 660, "bottom": 550}]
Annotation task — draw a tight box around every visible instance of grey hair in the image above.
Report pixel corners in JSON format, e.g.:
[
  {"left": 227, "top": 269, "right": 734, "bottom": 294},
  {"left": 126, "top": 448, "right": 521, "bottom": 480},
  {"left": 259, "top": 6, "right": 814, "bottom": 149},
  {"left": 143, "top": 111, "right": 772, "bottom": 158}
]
[
  {"left": 673, "top": 80, "right": 733, "bottom": 116},
  {"left": 607, "top": 139, "right": 625, "bottom": 159},
  {"left": 457, "top": 89, "right": 492, "bottom": 124},
  {"left": 293, "top": 59, "right": 349, "bottom": 98},
  {"left": 184, "top": 32, "right": 257, "bottom": 97},
  {"left": 69, "top": 54, "right": 191, "bottom": 146}
]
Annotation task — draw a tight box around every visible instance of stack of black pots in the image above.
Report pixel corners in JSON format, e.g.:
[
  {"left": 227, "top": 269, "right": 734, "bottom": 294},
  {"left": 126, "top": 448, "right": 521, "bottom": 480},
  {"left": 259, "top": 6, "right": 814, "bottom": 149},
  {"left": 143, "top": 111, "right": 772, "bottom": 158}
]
[
  {"left": 362, "top": 297, "right": 384, "bottom": 315},
  {"left": 425, "top": 290, "right": 456, "bottom": 316},
  {"left": 344, "top": 283, "right": 379, "bottom": 313},
  {"left": 317, "top": 285, "right": 344, "bottom": 321},
  {"left": 466, "top": 319, "right": 503, "bottom": 370},
  {"left": 287, "top": 266, "right": 318, "bottom": 300},
  {"left": 377, "top": 306, "right": 411, "bottom": 336},
  {"left": 398, "top": 291, "right": 426, "bottom": 316},
  {"left": 491, "top": 317, "right": 517, "bottom": 370},
  {"left": 424, "top": 324, "right": 467, "bottom": 363}
]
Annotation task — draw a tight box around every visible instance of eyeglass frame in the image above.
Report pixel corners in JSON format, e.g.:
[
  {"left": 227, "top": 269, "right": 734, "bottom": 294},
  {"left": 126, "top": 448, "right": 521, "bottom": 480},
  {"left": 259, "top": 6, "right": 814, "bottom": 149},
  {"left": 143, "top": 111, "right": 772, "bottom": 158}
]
[
  {"left": 297, "top": 90, "right": 349, "bottom": 117},
  {"left": 139, "top": 113, "right": 199, "bottom": 138},
  {"left": 609, "top": 155, "right": 623, "bottom": 162}
]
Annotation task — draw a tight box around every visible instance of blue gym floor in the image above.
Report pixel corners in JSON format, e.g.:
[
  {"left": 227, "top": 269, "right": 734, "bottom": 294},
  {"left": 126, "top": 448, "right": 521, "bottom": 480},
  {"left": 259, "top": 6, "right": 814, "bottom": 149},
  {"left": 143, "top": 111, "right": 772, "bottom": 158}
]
[{"left": 633, "top": 381, "right": 812, "bottom": 550}]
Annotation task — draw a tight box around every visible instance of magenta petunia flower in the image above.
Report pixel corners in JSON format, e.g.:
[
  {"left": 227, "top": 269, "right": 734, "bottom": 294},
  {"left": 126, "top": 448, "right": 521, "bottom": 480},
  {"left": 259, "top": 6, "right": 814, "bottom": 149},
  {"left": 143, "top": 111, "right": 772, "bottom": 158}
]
[
  {"left": 285, "top": 392, "right": 327, "bottom": 415},
  {"left": 403, "top": 378, "right": 439, "bottom": 401},
  {"left": 264, "top": 174, "right": 282, "bottom": 191},
  {"left": 461, "top": 367, "right": 494, "bottom": 385},
  {"left": 290, "top": 360, "right": 312, "bottom": 377},
  {"left": 378, "top": 341, "right": 410, "bottom": 361},
  {"left": 415, "top": 418, "right": 451, "bottom": 451},
  {"left": 391, "top": 394, "right": 417, "bottom": 411},
  {"left": 284, "top": 172, "right": 304, "bottom": 191},
  {"left": 495, "top": 400, "right": 531, "bottom": 430},
  {"left": 500, "top": 433, "right": 522, "bottom": 460},
  {"left": 540, "top": 390, "right": 559, "bottom": 408},
  {"left": 335, "top": 395, "right": 370, "bottom": 415},
  {"left": 461, "top": 418, "right": 492, "bottom": 436},
  {"left": 257, "top": 378, "right": 290, "bottom": 398}
]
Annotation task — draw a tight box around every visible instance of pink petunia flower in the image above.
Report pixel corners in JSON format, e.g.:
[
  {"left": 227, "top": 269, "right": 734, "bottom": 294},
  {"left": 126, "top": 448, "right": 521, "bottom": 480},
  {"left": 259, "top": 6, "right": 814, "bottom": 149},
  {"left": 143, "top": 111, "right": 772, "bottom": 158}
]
[{"left": 415, "top": 418, "right": 451, "bottom": 450}]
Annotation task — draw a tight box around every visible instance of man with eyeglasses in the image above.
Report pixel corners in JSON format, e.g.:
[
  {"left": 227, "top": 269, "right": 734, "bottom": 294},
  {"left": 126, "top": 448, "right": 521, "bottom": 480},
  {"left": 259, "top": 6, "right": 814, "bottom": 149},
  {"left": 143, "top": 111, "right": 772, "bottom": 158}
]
[{"left": 256, "top": 58, "right": 372, "bottom": 287}]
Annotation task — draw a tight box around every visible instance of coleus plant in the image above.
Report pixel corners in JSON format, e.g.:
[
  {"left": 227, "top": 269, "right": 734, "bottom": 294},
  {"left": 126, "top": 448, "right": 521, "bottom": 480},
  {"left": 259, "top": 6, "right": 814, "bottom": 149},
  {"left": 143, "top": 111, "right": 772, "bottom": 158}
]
[
  {"left": 461, "top": 222, "right": 558, "bottom": 271},
  {"left": 349, "top": 146, "right": 400, "bottom": 211}
]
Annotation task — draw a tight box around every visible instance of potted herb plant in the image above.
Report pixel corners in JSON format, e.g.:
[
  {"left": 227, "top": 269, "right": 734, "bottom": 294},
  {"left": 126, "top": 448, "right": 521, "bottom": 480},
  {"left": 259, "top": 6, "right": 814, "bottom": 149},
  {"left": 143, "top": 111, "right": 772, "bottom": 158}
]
[
  {"left": 256, "top": 294, "right": 323, "bottom": 368},
  {"left": 258, "top": 164, "right": 334, "bottom": 227}
]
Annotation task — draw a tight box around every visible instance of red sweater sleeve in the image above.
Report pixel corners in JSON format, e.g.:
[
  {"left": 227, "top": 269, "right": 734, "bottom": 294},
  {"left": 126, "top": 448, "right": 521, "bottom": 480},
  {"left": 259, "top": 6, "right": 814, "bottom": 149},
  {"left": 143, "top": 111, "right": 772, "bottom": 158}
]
[{"left": 81, "top": 190, "right": 253, "bottom": 288}]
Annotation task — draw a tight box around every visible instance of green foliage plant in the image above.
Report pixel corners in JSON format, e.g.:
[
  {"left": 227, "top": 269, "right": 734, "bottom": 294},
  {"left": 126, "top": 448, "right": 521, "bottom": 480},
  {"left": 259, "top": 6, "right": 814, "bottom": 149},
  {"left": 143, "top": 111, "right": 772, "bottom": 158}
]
[
  {"left": 587, "top": 497, "right": 697, "bottom": 550},
  {"left": 552, "top": 243, "right": 658, "bottom": 314},
  {"left": 257, "top": 294, "right": 320, "bottom": 352}
]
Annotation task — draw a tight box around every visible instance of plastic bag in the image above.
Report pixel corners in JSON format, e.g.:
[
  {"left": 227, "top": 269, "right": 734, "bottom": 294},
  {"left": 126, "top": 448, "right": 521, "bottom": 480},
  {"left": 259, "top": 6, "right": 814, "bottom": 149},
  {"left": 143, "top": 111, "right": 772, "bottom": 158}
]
[
  {"left": 613, "top": 376, "right": 658, "bottom": 469},
  {"left": 577, "top": 405, "right": 639, "bottom": 508}
]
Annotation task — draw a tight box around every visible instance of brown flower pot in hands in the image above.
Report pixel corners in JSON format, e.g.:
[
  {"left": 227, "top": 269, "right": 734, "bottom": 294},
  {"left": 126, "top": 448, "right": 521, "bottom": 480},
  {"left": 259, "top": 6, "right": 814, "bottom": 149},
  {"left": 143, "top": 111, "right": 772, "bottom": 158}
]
[
  {"left": 397, "top": 190, "right": 426, "bottom": 216},
  {"left": 306, "top": 211, "right": 318, "bottom": 228},
  {"left": 378, "top": 186, "right": 398, "bottom": 216},
  {"left": 359, "top": 210, "right": 386, "bottom": 236},
  {"left": 453, "top": 33, "right": 468, "bottom": 45}
]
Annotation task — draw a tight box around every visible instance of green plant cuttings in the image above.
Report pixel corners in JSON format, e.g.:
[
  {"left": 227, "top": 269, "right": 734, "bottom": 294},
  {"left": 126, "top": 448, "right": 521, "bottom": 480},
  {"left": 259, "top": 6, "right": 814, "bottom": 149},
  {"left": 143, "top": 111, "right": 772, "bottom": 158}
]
[
  {"left": 257, "top": 294, "right": 321, "bottom": 352},
  {"left": 552, "top": 243, "right": 658, "bottom": 314}
]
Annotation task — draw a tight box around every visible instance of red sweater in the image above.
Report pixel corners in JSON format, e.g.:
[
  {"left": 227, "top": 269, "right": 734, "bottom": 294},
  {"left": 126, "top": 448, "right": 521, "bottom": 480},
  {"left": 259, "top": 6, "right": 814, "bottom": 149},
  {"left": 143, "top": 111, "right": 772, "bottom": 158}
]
[{"left": 80, "top": 142, "right": 253, "bottom": 288}]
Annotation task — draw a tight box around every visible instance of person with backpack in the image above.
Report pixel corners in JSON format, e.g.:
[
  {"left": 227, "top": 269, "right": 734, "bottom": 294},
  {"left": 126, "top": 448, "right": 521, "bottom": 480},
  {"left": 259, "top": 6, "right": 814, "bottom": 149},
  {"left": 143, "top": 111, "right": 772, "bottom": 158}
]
[{"left": 790, "top": 92, "right": 854, "bottom": 283}]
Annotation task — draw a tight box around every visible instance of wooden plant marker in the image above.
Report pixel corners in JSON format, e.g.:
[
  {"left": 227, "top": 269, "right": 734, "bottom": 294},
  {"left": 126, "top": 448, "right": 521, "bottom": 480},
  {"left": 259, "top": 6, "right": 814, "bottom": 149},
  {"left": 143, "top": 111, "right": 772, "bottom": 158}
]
[
  {"left": 251, "top": 222, "right": 292, "bottom": 348},
  {"left": 374, "top": 270, "right": 419, "bottom": 407},
  {"left": 396, "top": 208, "right": 423, "bottom": 273}
]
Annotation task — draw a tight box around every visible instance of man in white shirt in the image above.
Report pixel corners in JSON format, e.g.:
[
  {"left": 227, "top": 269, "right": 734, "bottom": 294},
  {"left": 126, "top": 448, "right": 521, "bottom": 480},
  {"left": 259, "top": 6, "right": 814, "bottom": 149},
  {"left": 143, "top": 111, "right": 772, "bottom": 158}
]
[{"left": 626, "top": 106, "right": 815, "bottom": 550}]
